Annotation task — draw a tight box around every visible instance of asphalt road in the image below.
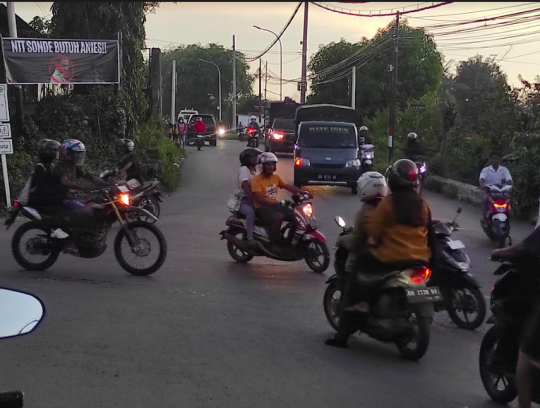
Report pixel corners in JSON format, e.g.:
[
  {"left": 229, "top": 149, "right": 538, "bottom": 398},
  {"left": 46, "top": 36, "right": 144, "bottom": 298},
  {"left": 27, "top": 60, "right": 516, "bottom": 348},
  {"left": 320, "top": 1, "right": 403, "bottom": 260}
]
[{"left": 0, "top": 139, "right": 533, "bottom": 408}]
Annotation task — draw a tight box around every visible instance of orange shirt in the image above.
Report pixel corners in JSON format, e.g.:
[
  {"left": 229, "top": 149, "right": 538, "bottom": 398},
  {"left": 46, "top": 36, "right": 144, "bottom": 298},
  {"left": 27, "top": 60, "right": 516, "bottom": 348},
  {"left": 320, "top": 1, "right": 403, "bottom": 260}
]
[{"left": 251, "top": 173, "right": 286, "bottom": 209}]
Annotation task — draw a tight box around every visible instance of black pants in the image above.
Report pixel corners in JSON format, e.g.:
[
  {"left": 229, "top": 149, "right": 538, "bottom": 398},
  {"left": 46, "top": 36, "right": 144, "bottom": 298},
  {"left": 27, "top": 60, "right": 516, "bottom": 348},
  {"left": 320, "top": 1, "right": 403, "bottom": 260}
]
[{"left": 255, "top": 206, "right": 293, "bottom": 244}]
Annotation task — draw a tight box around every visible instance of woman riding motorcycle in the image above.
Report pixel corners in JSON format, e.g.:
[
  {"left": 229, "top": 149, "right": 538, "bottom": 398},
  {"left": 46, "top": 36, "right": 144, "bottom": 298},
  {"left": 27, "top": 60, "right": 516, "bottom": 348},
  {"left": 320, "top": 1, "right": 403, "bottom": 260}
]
[
  {"left": 326, "top": 159, "right": 437, "bottom": 348},
  {"left": 236, "top": 147, "right": 262, "bottom": 247}
]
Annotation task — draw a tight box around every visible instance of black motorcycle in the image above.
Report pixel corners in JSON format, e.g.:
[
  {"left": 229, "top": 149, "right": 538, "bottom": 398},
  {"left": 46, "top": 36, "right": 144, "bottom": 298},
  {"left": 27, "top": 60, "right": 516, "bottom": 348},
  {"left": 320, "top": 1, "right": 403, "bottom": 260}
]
[
  {"left": 196, "top": 132, "right": 204, "bottom": 150},
  {"left": 5, "top": 184, "right": 167, "bottom": 276},
  {"left": 430, "top": 207, "right": 486, "bottom": 329},
  {"left": 0, "top": 286, "right": 46, "bottom": 407},
  {"left": 479, "top": 257, "right": 540, "bottom": 404}
]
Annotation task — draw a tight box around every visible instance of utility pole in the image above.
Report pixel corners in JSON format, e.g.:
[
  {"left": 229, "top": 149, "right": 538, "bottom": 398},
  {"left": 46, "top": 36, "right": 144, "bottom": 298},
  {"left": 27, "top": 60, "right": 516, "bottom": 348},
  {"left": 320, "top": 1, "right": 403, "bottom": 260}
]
[
  {"left": 171, "top": 59, "right": 176, "bottom": 125},
  {"left": 300, "top": 2, "right": 309, "bottom": 104},
  {"left": 258, "top": 59, "right": 262, "bottom": 121},
  {"left": 351, "top": 66, "right": 356, "bottom": 109},
  {"left": 264, "top": 61, "right": 268, "bottom": 101},
  {"left": 7, "top": 2, "right": 23, "bottom": 125},
  {"left": 387, "top": 11, "right": 400, "bottom": 163},
  {"left": 232, "top": 35, "right": 237, "bottom": 130}
]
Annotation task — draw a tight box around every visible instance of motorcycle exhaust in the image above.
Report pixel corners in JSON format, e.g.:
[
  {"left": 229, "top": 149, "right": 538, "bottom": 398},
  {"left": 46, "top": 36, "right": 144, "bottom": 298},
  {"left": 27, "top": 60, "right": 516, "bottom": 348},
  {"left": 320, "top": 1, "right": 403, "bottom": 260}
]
[{"left": 129, "top": 207, "right": 158, "bottom": 222}]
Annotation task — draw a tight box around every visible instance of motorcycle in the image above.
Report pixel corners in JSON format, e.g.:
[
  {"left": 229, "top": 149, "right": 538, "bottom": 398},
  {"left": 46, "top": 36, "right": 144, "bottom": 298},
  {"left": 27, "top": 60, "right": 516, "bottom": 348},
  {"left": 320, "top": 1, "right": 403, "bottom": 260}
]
[
  {"left": 323, "top": 216, "right": 440, "bottom": 360},
  {"left": 220, "top": 194, "right": 330, "bottom": 273},
  {"left": 5, "top": 184, "right": 167, "bottom": 276},
  {"left": 238, "top": 127, "right": 245, "bottom": 142},
  {"left": 430, "top": 207, "right": 486, "bottom": 329},
  {"left": 99, "top": 170, "right": 162, "bottom": 224},
  {"left": 359, "top": 143, "right": 374, "bottom": 173},
  {"left": 246, "top": 126, "right": 260, "bottom": 148},
  {"left": 481, "top": 184, "right": 512, "bottom": 248},
  {"left": 0, "top": 286, "right": 46, "bottom": 407},
  {"left": 479, "top": 257, "right": 540, "bottom": 404},
  {"left": 196, "top": 132, "right": 204, "bottom": 151}
]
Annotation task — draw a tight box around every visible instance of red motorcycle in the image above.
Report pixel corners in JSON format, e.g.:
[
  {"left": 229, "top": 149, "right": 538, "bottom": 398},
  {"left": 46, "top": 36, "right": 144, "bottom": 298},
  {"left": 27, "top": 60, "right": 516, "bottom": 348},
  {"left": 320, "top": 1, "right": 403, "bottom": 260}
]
[
  {"left": 220, "top": 194, "right": 330, "bottom": 273},
  {"left": 246, "top": 126, "right": 260, "bottom": 148}
]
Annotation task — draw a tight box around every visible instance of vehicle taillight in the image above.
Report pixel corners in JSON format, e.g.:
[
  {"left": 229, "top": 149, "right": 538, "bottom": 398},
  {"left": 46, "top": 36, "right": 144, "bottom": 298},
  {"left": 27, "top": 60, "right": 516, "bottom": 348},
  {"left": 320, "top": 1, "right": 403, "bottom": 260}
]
[
  {"left": 302, "top": 203, "right": 313, "bottom": 218},
  {"left": 13, "top": 201, "right": 18, "bottom": 207},
  {"left": 295, "top": 158, "right": 302, "bottom": 167},
  {"left": 273, "top": 132, "right": 284, "bottom": 140},
  {"left": 410, "top": 268, "right": 431, "bottom": 284}
]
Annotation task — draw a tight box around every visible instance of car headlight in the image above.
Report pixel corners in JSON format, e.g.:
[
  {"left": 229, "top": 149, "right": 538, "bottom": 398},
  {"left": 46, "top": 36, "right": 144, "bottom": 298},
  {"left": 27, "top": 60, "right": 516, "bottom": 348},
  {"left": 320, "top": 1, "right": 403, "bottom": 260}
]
[
  {"left": 346, "top": 159, "right": 361, "bottom": 168},
  {"left": 218, "top": 128, "right": 226, "bottom": 136}
]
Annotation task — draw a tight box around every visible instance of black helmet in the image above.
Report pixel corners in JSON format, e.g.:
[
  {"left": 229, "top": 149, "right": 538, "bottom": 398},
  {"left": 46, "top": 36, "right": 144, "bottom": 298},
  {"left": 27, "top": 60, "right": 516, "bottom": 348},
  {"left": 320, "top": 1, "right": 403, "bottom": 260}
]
[
  {"left": 388, "top": 159, "right": 419, "bottom": 189},
  {"left": 115, "top": 138, "right": 134, "bottom": 153},
  {"left": 38, "top": 139, "right": 61, "bottom": 163},
  {"left": 239, "top": 147, "right": 262, "bottom": 167}
]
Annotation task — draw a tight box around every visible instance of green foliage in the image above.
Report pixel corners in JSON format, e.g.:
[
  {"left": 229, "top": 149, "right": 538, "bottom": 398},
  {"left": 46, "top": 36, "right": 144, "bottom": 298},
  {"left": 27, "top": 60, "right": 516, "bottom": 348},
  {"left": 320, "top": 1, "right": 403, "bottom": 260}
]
[
  {"left": 161, "top": 43, "right": 254, "bottom": 123},
  {"left": 28, "top": 16, "right": 52, "bottom": 37}
]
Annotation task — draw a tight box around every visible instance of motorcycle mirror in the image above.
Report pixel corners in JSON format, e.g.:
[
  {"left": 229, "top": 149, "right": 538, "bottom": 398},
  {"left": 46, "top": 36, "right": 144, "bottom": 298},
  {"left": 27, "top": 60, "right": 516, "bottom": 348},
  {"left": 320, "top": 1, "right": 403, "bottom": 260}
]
[
  {"left": 0, "top": 288, "right": 45, "bottom": 340},
  {"left": 335, "top": 216, "right": 346, "bottom": 228}
]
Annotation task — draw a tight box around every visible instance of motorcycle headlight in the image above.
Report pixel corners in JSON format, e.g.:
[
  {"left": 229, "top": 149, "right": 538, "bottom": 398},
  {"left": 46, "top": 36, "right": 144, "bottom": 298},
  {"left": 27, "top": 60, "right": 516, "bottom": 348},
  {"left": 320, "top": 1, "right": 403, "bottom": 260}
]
[
  {"left": 346, "top": 159, "right": 361, "bottom": 168},
  {"left": 365, "top": 153, "right": 373, "bottom": 159},
  {"left": 420, "top": 164, "right": 426, "bottom": 173}
]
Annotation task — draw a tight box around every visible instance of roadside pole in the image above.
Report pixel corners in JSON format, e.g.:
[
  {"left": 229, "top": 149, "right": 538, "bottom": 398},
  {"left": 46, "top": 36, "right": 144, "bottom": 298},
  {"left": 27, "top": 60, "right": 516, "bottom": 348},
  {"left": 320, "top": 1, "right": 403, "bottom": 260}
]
[
  {"left": 351, "top": 66, "right": 356, "bottom": 109},
  {"left": 232, "top": 35, "right": 237, "bottom": 131}
]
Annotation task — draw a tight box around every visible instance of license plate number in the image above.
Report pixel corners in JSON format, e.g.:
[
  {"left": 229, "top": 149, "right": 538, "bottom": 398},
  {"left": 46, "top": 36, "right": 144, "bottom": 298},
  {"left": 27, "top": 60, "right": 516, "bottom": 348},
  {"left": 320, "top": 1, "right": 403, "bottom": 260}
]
[
  {"left": 406, "top": 287, "right": 443, "bottom": 304},
  {"left": 447, "top": 240, "right": 465, "bottom": 250},
  {"left": 204, "top": 141, "right": 210, "bottom": 145},
  {"left": 318, "top": 175, "right": 337, "bottom": 181}
]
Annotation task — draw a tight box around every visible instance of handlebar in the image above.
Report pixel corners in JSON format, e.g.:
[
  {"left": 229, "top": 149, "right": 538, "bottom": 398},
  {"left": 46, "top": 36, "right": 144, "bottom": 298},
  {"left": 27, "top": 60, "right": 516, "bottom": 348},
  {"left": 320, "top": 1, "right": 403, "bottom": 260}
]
[{"left": 0, "top": 391, "right": 23, "bottom": 408}]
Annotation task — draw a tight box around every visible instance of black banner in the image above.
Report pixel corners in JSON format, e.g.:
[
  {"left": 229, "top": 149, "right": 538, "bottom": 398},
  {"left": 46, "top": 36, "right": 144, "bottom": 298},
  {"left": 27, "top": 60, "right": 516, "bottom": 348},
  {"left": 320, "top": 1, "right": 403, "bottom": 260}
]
[{"left": 2, "top": 38, "right": 120, "bottom": 85}]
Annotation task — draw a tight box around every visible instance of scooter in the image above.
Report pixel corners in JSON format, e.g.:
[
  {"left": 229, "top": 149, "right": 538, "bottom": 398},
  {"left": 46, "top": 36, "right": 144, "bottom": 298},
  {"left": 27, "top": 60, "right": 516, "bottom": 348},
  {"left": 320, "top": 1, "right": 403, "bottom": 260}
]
[
  {"left": 238, "top": 128, "right": 245, "bottom": 142},
  {"left": 481, "top": 184, "right": 512, "bottom": 248},
  {"left": 220, "top": 194, "right": 330, "bottom": 273},
  {"left": 359, "top": 143, "right": 374, "bottom": 173},
  {"left": 0, "top": 286, "right": 46, "bottom": 407},
  {"left": 324, "top": 215, "right": 440, "bottom": 360},
  {"left": 479, "top": 256, "right": 540, "bottom": 404},
  {"left": 196, "top": 132, "right": 204, "bottom": 151},
  {"left": 246, "top": 127, "right": 260, "bottom": 148}
]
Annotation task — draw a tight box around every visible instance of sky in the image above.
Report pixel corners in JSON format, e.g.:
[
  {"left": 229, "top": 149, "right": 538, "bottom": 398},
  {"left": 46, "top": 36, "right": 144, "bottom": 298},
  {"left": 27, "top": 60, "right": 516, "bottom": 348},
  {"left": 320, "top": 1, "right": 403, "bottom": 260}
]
[{"left": 9, "top": 2, "right": 540, "bottom": 102}]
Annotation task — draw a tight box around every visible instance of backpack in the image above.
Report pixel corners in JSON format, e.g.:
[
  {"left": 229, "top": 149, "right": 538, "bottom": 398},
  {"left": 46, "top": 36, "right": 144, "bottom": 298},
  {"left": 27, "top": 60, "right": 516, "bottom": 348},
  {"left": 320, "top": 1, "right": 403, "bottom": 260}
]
[{"left": 17, "top": 163, "right": 45, "bottom": 206}]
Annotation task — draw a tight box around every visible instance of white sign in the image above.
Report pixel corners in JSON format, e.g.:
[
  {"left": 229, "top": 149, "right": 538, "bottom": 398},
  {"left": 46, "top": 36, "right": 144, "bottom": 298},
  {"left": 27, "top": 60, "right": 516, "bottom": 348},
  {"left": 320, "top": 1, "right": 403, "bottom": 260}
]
[
  {"left": 0, "top": 85, "right": 9, "bottom": 122},
  {"left": 0, "top": 123, "right": 11, "bottom": 138},
  {"left": 0, "top": 139, "right": 13, "bottom": 154}
]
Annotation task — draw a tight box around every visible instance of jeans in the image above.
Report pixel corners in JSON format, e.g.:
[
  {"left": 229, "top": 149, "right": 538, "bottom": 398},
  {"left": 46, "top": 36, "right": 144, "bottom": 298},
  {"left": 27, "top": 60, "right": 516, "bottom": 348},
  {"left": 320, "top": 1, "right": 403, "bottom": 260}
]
[{"left": 239, "top": 200, "right": 255, "bottom": 240}]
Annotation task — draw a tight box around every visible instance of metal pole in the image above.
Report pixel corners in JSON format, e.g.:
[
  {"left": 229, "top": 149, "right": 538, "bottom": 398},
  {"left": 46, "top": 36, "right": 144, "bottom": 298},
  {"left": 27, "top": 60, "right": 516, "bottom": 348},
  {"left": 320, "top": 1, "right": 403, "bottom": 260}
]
[
  {"left": 218, "top": 65, "right": 222, "bottom": 122},
  {"left": 232, "top": 35, "right": 237, "bottom": 130},
  {"left": 388, "top": 11, "right": 400, "bottom": 163},
  {"left": 264, "top": 61, "right": 268, "bottom": 101},
  {"left": 300, "top": 2, "right": 309, "bottom": 104},
  {"left": 253, "top": 26, "right": 283, "bottom": 101},
  {"left": 258, "top": 59, "right": 262, "bottom": 121},
  {"left": 351, "top": 66, "right": 356, "bottom": 109},
  {"left": 171, "top": 60, "right": 176, "bottom": 124}
]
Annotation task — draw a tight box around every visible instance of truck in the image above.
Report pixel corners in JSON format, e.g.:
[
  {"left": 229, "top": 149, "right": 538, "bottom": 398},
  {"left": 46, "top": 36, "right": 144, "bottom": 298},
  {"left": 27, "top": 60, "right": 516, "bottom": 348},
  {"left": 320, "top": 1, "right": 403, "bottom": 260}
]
[{"left": 263, "top": 98, "right": 302, "bottom": 153}]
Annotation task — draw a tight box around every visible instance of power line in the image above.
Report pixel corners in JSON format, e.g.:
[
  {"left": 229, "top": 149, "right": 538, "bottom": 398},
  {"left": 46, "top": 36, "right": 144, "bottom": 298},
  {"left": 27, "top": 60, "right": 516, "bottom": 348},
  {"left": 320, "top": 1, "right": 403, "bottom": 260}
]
[{"left": 311, "top": 1, "right": 452, "bottom": 17}]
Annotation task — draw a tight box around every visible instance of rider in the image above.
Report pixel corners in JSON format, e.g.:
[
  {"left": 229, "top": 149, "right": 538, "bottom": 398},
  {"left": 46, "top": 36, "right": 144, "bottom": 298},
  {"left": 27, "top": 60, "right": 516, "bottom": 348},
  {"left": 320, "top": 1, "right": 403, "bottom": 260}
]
[
  {"left": 492, "top": 230, "right": 540, "bottom": 408},
  {"left": 247, "top": 116, "right": 260, "bottom": 144},
  {"left": 358, "top": 125, "right": 372, "bottom": 145},
  {"left": 326, "top": 159, "right": 437, "bottom": 348},
  {"left": 193, "top": 116, "right": 206, "bottom": 135},
  {"left": 403, "top": 132, "right": 424, "bottom": 160},
  {"left": 114, "top": 138, "right": 142, "bottom": 184},
  {"left": 237, "top": 148, "right": 263, "bottom": 247},
  {"left": 479, "top": 151, "right": 513, "bottom": 226},
  {"left": 251, "top": 152, "right": 311, "bottom": 253}
]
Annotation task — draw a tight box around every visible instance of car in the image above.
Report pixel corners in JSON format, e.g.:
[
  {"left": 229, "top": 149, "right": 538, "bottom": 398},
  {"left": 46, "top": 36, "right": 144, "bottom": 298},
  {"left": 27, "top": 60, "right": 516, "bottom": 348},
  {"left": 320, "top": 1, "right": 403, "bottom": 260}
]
[
  {"left": 265, "top": 117, "right": 296, "bottom": 153},
  {"left": 187, "top": 114, "right": 217, "bottom": 146}
]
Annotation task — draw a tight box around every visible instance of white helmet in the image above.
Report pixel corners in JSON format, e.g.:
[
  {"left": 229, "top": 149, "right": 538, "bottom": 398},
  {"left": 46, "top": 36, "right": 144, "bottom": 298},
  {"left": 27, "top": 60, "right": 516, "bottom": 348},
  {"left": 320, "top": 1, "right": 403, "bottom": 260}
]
[
  {"left": 250, "top": 115, "right": 257, "bottom": 122},
  {"left": 356, "top": 171, "right": 388, "bottom": 202},
  {"left": 359, "top": 126, "right": 368, "bottom": 132},
  {"left": 408, "top": 132, "right": 418, "bottom": 140},
  {"left": 257, "top": 152, "right": 278, "bottom": 165}
]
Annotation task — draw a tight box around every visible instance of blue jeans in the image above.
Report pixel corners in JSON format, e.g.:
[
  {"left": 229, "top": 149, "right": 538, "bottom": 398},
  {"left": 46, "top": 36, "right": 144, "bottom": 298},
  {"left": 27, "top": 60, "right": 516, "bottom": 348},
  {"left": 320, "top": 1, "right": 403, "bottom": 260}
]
[{"left": 239, "top": 200, "right": 255, "bottom": 240}]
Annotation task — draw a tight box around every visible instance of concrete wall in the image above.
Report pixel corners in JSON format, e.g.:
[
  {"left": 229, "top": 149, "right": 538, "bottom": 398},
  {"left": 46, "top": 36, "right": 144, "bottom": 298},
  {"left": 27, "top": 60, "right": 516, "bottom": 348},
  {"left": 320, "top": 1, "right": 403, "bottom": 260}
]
[{"left": 425, "top": 175, "right": 481, "bottom": 206}]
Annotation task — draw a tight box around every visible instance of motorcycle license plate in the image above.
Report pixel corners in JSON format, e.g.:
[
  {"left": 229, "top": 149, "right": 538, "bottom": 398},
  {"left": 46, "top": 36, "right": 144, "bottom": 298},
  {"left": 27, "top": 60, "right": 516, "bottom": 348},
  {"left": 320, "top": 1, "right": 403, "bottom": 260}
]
[
  {"left": 204, "top": 141, "right": 210, "bottom": 145},
  {"left": 406, "top": 287, "right": 443, "bottom": 304},
  {"left": 318, "top": 175, "right": 337, "bottom": 181},
  {"left": 447, "top": 240, "right": 465, "bottom": 250}
]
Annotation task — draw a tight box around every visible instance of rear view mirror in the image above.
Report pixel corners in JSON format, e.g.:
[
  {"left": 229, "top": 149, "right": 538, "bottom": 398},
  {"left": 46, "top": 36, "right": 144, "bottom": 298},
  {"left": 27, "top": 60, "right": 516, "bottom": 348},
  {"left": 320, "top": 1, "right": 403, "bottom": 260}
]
[
  {"left": 335, "top": 216, "right": 346, "bottom": 228},
  {"left": 0, "top": 288, "right": 45, "bottom": 340}
]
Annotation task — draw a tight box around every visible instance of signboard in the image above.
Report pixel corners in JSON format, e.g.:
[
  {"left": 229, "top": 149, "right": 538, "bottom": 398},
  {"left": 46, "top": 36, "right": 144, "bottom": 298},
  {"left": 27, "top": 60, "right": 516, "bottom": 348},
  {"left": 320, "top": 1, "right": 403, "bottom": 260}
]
[
  {"left": 0, "top": 85, "right": 9, "bottom": 122},
  {"left": 0, "top": 139, "right": 13, "bottom": 155},
  {"left": 410, "top": 104, "right": 426, "bottom": 112},
  {"left": 2, "top": 38, "right": 120, "bottom": 84},
  {"left": 0, "top": 123, "right": 11, "bottom": 139}
]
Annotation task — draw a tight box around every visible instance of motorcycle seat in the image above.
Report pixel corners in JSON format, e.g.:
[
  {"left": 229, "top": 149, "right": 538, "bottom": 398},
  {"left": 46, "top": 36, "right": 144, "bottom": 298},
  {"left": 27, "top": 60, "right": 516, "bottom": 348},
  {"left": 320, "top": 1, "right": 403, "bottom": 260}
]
[{"left": 233, "top": 212, "right": 269, "bottom": 227}]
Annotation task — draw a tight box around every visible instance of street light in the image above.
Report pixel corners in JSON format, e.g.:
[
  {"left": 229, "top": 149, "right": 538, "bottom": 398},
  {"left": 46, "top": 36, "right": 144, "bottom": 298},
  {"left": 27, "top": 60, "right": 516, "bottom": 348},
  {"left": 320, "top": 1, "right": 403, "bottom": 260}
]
[
  {"left": 253, "top": 25, "right": 282, "bottom": 101},
  {"left": 199, "top": 58, "right": 222, "bottom": 122}
]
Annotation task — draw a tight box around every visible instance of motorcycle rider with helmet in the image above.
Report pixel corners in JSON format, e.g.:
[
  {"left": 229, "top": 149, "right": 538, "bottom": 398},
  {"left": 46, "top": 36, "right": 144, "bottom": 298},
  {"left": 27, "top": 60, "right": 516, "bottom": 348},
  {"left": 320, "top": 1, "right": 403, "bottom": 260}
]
[
  {"left": 236, "top": 147, "right": 263, "bottom": 247},
  {"left": 326, "top": 159, "right": 437, "bottom": 348},
  {"left": 114, "top": 138, "right": 142, "bottom": 184},
  {"left": 479, "top": 151, "right": 513, "bottom": 226},
  {"left": 251, "top": 152, "right": 312, "bottom": 254},
  {"left": 358, "top": 125, "right": 372, "bottom": 145},
  {"left": 403, "top": 132, "right": 425, "bottom": 160},
  {"left": 247, "top": 116, "right": 260, "bottom": 147}
]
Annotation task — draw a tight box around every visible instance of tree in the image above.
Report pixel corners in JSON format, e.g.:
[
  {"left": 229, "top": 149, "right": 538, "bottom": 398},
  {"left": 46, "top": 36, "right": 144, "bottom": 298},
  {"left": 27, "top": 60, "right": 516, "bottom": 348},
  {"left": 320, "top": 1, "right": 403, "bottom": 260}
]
[
  {"left": 161, "top": 43, "right": 254, "bottom": 123},
  {"left": 28, "top": 16, "right": 51, "bottom": 37}
]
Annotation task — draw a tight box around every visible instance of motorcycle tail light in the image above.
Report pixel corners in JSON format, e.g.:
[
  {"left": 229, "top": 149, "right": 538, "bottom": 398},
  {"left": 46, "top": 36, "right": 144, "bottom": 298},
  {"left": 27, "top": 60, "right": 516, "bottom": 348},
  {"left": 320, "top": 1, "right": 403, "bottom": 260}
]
[
  {"left": 302, "top": 203, "right": 313, "bottom": 218},
  {"left": 120, "top": 194, "right": 130, "bottom": 206},
  {"left": 410, "top": 268, "right": 431, "bottom": 284},
  {"left": 13, "top": 200, "right": 18, "bottom": 207}
]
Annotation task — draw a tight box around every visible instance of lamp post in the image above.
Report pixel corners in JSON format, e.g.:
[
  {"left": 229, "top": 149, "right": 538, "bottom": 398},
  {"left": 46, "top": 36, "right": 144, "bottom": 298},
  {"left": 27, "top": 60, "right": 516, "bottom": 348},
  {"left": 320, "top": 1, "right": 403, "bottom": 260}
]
[
  {"left": 199, "top": 58, "right": 222, "bottom": 121},
  {"left": 253, "top": 25, "right": 282, "bottom": 101}
]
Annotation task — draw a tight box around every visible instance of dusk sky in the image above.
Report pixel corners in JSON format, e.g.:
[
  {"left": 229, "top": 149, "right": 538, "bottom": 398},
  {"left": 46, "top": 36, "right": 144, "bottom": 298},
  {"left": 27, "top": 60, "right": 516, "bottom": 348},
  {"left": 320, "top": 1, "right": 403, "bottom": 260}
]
[{"left": 10, "top": 2, "right": 540, "bottom": 102}]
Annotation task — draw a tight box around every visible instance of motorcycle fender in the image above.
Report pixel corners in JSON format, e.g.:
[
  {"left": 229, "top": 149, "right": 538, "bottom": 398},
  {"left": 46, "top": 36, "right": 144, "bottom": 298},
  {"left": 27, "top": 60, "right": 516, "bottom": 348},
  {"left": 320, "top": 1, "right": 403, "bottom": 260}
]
[
  {"left": 365, "top": 160, "right": 372, "bottom": 165},
  {"left": 302, "top": 229, "right": 327, "bottom": 244},
  {"left": 152, "top": 192, "right": 163, "bottom": 202},
  {"left": 452, "top": 272, "right": 482, "bottom": 288},
  {"left": 492, "top": 213, "right": 508, "bottom": 222},
  {"left": 326, "top": 274, "right": 339, "bottom": 285},
  {"left": 412, "top": 301, "right": 435, "bottom": 318},
  {"left": 225, "top": 216, "right": 245, "bottom": 229}
]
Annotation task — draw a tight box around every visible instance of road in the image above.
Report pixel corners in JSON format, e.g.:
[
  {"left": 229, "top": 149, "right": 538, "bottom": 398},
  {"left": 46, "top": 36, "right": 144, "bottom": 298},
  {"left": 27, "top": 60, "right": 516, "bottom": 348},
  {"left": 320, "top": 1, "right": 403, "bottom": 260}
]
[{"left": 0, "top": 140, "right": 532, "bottom": 408}]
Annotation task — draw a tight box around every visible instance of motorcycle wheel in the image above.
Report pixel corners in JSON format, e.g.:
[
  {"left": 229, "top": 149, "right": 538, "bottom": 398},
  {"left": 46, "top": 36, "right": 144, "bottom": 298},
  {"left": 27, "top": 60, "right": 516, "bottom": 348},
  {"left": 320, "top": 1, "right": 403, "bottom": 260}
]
[
  {"left": 197, "top": 144, "right": 201, "bottom": 151},
  {"left": 396, "top": 311, "right": 430, "bottom": 361},
  {"left": 11, "top": 221, "right": 60, "bottom": 271},
  {"left": 226, "top": 229, "right": 254, "bottom": 263},
  {"left": 479, "top": 326, "right": 517, "bottom": 403},
  {"left": 304, "top": 241, "right": 330, "bottom": 273},
  {"left": 447, "top": 284, "right": 486, "bottom": 330},
  {"left": 323, "top": 280, "right": 341, "bottom": 331},
  {"left": 134, "top": 196, "right": 160, "bottom": 224},
  {"left": 114, "top": 221, "right": 167, "bottom": 276}
]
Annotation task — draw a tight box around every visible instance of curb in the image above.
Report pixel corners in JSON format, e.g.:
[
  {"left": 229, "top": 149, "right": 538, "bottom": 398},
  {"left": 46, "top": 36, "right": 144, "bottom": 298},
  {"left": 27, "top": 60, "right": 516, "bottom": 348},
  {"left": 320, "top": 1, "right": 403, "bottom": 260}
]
[{"left": 424, "top": 175, "right": 481, "bottom": 206}]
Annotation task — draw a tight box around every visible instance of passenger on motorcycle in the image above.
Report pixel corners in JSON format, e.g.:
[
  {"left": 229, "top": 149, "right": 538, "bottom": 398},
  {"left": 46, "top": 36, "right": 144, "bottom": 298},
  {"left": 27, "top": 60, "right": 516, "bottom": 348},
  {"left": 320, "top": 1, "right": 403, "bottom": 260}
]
[
  {"left": 479, "top": 151, "right": 513, "bottom": 225},
  {"left": 251, "top": 152, "right": 312, "bottom": 253},
  {"left": 237, "top": 147, "right": 263, "bottom": 247},
  {"left": 326, "top": 159, "right": 437, "bottom": 348},
  {"left": 193, "top": 116, "right": 206, "bottom": 134},
  {"left": 114, "top": 138, "right": 142, "bottom": 184},
  {"left": 492, "top": 230, "right": 540, "bottom": 408}
]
